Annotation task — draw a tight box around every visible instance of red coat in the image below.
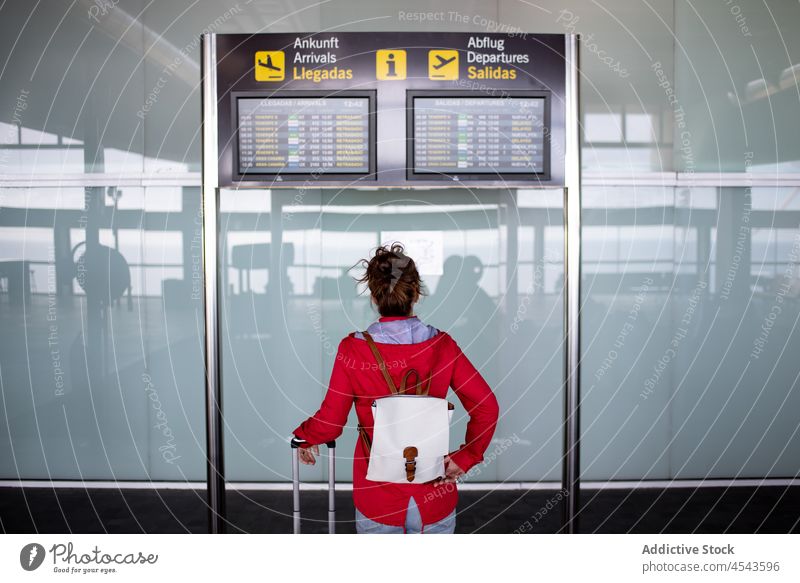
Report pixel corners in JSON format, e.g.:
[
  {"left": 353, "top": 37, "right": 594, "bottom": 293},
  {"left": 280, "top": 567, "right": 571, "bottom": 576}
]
[{"left": 292, "top": 319, "right": 500, "bottom": 527}]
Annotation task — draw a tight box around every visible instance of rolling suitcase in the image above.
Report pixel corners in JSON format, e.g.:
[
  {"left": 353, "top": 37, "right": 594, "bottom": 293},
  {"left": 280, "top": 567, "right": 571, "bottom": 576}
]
[{"left": 290, "top": 438, "right": 336, "bottom": 534}]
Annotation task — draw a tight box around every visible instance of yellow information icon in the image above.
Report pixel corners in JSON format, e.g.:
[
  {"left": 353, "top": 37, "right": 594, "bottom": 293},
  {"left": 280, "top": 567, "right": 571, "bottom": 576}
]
[
  {"left": 428, "top": 49, "right": 459, "bottom": 80},
  {"left": 255, "top": 51, "right": 285, "bottom": 81},
  {"left": 376, "top": 49, "right": 406, "bottom": 80}
]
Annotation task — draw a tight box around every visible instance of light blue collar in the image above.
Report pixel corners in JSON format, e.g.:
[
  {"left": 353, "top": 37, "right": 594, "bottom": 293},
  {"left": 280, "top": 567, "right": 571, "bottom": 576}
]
[{"left": 354, "top": 316, "right": 438, "bottom": 344}]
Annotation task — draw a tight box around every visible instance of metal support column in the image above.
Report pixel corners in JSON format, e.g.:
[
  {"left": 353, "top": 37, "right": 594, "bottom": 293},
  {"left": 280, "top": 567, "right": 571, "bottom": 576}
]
[
  {"left": 560, "top": 33, "right": 582, "bottom": 534},
  {"left": 201, "top": 33, "right": 226, "bottom": 534}
]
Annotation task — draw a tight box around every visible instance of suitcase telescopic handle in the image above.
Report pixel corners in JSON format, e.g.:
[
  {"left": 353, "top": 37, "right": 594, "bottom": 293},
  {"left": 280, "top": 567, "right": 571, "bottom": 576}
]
[{"left": 290, "top": 438, "right": 336, "bottom": 534}]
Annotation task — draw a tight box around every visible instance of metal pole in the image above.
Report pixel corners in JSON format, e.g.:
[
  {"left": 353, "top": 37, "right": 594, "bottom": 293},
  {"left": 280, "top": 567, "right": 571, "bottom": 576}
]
[
  {"left": 560, "top": 33, "right": 582, "bottom": 534},
  {"left": 201, "top": 33, "right": 226, "bottom": 534}
]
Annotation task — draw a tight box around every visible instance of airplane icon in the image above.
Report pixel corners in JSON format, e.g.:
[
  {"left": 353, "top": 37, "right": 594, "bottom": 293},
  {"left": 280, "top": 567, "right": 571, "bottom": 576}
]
[
  {"left": 428, "top": 50, "right": 459, "bottom": 80},
  {"left": 433, "top": 54, "right": 456, "bottom": 69},
  {"left": 258, "top": 55, "right": 281, "bottom": 71},
  {"left": 254, "top": 51, "right": 285, "bottom": 81}
]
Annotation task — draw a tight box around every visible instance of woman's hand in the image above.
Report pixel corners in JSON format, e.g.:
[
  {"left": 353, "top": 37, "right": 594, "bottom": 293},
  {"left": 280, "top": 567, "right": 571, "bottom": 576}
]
[
  {"left": 435, "top": 455, "right": 464, "bottom": 485},
  {"left": 298, "top": 444, "right": 319, "bottom": 465}
]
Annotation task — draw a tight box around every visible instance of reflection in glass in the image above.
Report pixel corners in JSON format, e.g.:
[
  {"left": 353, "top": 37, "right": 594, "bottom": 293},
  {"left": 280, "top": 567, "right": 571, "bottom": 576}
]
[
  {"left": 218, "top": 188, "right": 565, "bottom": 483},
  {"left": 0, "top": 187, "right": 206, "bottom": 480},
  {"left": 582, "top": 186, "right": 800, "bottom": 480}
]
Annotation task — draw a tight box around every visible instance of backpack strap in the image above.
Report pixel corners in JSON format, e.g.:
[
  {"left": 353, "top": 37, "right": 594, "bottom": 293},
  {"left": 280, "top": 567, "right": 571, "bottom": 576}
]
[
  {"left": 400, "top": 368, "right": 433, "bottom": 395},
  {"left": 357, "top": 423, "right": 372, "bottom": 455},
  {"left": 420, "top": 370, "right": 433, "bottom": 395},
  {"left": 362, "top": 331, "right": 399, "bottom": 395},
  {"left": 399, "top": 369, "right": 419, "bottom": 395}
]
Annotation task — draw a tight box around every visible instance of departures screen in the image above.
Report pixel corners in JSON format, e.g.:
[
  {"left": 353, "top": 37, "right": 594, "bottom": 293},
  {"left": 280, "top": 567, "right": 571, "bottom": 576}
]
[
  {"left": 412, "top": 96, "right": 546, "bottom": 176},
  {"left": 237, "top": 96, "right": 371, "bottom": 175}
]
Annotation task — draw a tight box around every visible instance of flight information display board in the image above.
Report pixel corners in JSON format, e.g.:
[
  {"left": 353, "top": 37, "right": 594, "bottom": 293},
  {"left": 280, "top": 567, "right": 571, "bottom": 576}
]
[
  {"left": 235, "top": 93, "right": 374, "bottom": 177},
  {"left": 213, "top": 33, "right": 568, "bottom": 187},
  {"left": 409, "top": 92, "right": 549, "bottom": 179}
]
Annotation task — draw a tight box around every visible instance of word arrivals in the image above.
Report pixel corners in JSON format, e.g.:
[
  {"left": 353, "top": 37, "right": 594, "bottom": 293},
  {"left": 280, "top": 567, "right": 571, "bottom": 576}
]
[{"left": 294, "top": 52, "right": 336, "bottom": 64}]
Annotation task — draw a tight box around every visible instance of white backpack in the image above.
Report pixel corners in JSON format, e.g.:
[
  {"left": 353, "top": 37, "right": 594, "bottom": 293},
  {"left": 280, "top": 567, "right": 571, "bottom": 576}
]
[{"left": 358, "top": 331, "right": 454, "bottom": 484}]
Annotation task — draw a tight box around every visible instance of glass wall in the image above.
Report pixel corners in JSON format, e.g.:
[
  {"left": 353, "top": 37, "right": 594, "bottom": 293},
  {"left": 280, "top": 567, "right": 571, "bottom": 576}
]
[
  {"left": 219, "top": 189, "right": 565, "bottom": 483},
  {"left": 0, "top": 0, "right": 209, "bottom": 484},
  {"left": 581, "top": 185, "right": 800, "bottom": 480},
  {"left": 0, "top": 185, "right": 206, "bottom": 479},
  {"left": 576, "top": 0, "right": 800, "bottom": 483}
]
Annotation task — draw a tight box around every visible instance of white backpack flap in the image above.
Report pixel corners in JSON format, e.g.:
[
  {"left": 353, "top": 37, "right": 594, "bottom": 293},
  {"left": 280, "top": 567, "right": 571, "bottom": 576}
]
[{"left": 366, "top": 395, "right": 450, "bottom": 484}]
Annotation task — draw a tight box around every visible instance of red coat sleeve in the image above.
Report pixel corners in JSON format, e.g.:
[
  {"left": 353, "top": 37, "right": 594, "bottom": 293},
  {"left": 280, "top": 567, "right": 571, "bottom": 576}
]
[
  {"left": 292, "top": 339, "right": 354, "bottom": 446},
  {"left": 446, "top": 338, "right": 500, "bottom": 473}
]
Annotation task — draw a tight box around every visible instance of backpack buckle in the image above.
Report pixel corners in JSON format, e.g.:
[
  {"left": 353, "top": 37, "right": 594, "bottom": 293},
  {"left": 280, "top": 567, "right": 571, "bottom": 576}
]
[{"left": 403, "top": 446, "right": 418, "bottom": 482}]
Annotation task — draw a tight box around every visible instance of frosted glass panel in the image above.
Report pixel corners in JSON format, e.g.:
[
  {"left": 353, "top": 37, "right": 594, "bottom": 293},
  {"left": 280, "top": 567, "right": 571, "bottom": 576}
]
[
  {"left": 220, "top": 189, "right": 565, "bottom": 482},
  {"left": 0, "top": 187, "right": 206, "bottom": 480},
  {"left": 582, "top": 185, "right": 800, "bottom": 479}
]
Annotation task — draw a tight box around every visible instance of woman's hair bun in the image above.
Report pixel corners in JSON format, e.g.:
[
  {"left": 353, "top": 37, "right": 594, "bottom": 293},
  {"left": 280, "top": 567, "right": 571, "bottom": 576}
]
[{"left": 354, "top": 242, "right": 426, "bottom": 317}]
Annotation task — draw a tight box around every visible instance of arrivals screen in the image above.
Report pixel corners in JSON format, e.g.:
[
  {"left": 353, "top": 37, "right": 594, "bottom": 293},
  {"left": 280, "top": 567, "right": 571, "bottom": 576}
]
[
  {"left": 411, "top": 95, "right": 547, "bottom": 176},
  {"left": 236, "top": 96, "right": 372, "bottom": 175}
]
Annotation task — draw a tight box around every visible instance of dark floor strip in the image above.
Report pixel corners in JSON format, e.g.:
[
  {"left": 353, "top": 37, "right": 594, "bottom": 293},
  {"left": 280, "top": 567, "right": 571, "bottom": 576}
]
[{"left": 1, "top": 486, "right": 797, "bottom": 534}]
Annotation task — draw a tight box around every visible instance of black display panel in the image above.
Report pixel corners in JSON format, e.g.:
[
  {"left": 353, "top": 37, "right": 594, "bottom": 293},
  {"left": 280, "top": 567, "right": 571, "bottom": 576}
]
[
  {"left": 234, "top": 91, "right": 375, "bottom": 179},
  {"left": 408, "top": 91, "right": 550, "bottom": 180}
]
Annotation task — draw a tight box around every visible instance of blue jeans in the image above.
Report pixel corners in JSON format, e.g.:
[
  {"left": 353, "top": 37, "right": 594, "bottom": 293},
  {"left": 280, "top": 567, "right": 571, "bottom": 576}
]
[{"left": 355, "top": 496, "right": 456, "bottom": 534}]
